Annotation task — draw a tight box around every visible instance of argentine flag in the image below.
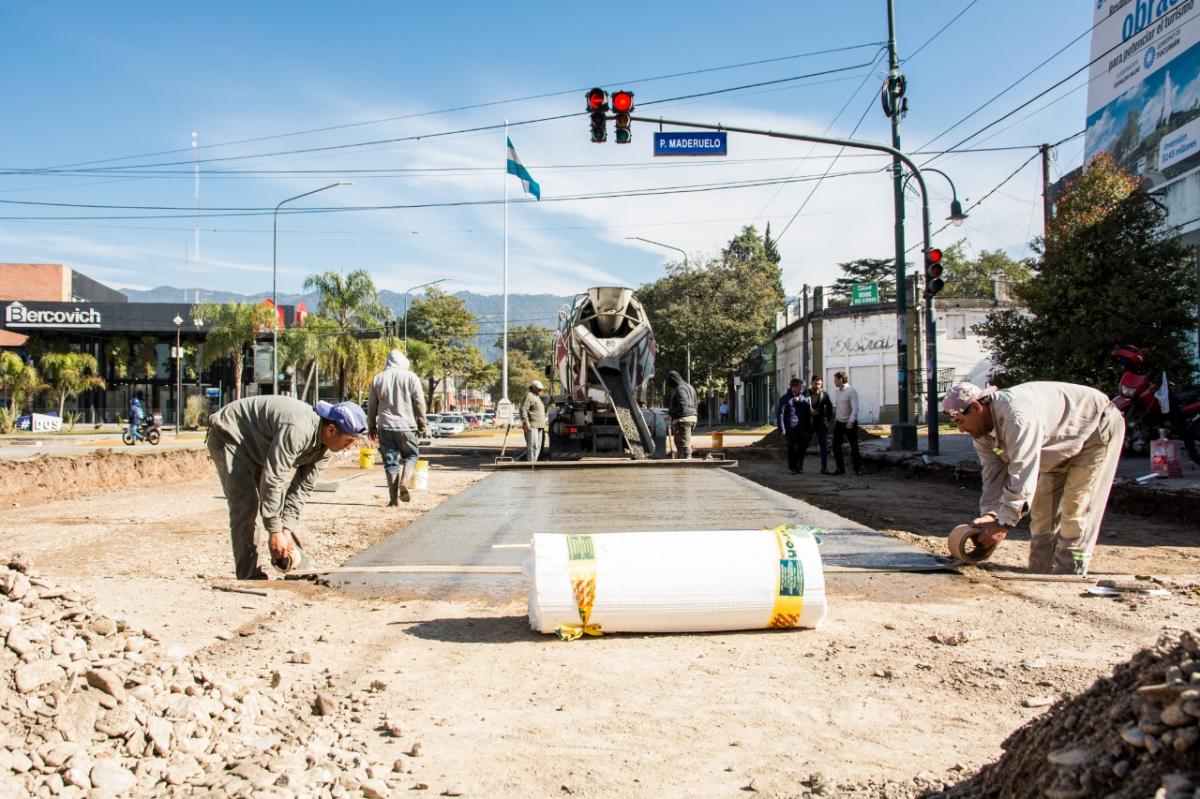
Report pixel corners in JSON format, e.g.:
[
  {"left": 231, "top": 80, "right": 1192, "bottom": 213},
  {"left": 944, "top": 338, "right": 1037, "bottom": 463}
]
[{"left": 506, "top": 137, "right": 541, "bottom": 200}]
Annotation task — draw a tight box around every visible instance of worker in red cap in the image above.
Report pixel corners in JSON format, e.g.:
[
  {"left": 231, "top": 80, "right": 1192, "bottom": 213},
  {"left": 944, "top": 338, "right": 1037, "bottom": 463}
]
[
  {"left": 944, "top": 381, "right": 1124, "bottom": 575},
  {"left": 207, "top": 396, "right": 367, "bottom": 579}
]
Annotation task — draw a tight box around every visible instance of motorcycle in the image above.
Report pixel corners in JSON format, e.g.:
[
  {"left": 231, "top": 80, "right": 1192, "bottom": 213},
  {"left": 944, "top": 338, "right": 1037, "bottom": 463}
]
[
  {"left": 122, "top": 413, "right": 162, "bottom": 446},
  {"left": 1112, "top": 345, "right": 1200, "bottom": 463}
]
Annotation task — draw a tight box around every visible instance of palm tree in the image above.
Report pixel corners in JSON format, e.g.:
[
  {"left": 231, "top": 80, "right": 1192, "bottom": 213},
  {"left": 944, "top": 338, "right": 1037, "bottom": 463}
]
[
  {"left": 39, "top": 352, "right": 106, "bottom": 417},
  {"left": 279, "top": 314, "right": 337, "bottom": 403},
  {"left": 303, "top": 270, "right": 390, "bottom": 399},
  {"left": 192, "top": 301, "right": 276, "bottom": 401},
  {"left": 0, "top": 352, "right": 45, "bottom": 416}
]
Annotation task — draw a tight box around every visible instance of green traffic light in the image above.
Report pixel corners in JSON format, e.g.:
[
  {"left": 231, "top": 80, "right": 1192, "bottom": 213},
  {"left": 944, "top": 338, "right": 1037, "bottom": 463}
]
[{"left": 616, "top": 128, "right": 632, "bottom": 144}]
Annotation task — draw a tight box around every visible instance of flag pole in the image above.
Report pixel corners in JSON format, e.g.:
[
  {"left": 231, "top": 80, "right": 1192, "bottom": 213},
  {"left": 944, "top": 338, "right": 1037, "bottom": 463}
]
[{"left": 502, "top": 121, "right": 509, "bottom": 402}]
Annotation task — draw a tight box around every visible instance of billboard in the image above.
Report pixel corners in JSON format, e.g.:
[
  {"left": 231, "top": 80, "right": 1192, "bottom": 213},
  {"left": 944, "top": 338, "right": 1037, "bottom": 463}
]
[{"left": 1086, "top": 0, "right": 1200, "bottom": 187}]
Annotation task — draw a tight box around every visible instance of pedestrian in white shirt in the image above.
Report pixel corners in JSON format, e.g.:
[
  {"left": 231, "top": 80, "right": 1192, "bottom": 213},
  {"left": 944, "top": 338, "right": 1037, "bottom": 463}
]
[
  {"left": 831, "top": 371, "right": 863, "bottom": 475},
  {"left": 944, "top": 381, "right": 1124, "bottom": 575}
]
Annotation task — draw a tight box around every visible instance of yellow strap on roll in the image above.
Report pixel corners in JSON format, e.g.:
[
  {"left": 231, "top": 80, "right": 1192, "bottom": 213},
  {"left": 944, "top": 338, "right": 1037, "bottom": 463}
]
[
  {"left": 767, "top": 525, "right": 806, "bottom": 628},
  {"left": 555, "top": 534, "right": 603, "bottom": 641}
]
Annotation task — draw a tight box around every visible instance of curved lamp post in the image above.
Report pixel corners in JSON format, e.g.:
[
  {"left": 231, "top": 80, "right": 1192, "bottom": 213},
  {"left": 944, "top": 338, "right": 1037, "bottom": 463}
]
[
  {"left": 625, "top": 236, "right": 691, "bottom": 384},
  {"left": 272, "top": 182, "right": 351, "bottom": 395}
]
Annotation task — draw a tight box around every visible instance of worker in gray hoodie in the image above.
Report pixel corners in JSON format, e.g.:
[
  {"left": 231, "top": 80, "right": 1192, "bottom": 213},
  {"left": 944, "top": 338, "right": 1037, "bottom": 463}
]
[
  {"left": 368, "top": 349, "right": 429, "bottom": 505},
  {"left": 207, "top": 396, "right": 367, "bottom": 579}
]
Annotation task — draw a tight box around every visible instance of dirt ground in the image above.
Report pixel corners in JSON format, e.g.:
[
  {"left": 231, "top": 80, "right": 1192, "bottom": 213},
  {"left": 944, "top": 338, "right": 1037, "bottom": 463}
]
[{"left": 2, "top": 448, "right": 1199, "bottom": 797}]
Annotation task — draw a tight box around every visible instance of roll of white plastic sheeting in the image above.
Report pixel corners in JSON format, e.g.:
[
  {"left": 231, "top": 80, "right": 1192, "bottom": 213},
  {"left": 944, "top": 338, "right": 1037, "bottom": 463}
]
[{"left": 527, "top": 526, "right": 826, "bottom": 639}]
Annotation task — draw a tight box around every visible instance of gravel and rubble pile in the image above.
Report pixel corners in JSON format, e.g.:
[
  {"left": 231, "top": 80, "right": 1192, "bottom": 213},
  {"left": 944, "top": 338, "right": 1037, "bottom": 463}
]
[
  {"left": 0, "top": 555, "right": 414, "bottom": 798},
  {"left": 935, "top": 627, "right": 1200, "bottom": 799}
]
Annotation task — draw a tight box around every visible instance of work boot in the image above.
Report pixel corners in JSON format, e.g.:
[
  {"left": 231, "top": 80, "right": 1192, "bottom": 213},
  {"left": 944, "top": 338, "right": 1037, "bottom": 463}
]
[
  {"left": 386, "top": 473, "right": 399, "bottom": 507},
  {"left": 398, "top": 463, "right": 413, "bottom": 503}
]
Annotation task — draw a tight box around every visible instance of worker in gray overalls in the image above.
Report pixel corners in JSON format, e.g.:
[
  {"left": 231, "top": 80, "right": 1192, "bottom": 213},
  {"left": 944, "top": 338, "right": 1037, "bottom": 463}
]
[{"left": 207, "top": 396, "right": 366, "bottom": 579}]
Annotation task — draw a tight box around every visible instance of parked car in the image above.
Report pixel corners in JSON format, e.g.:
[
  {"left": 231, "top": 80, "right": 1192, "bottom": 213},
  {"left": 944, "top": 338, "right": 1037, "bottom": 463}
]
[
  {"left": 483, "top": 412, "right": 495, "bottom": 427},
  {"left": 462, "top": 412, "right": 481, "bottom": 429},
  {"left": 425, "top": 413, "right": 442, "bottom": 436},
  {"left": 437, "top": 414, "right": 467, "bottom": 436}
]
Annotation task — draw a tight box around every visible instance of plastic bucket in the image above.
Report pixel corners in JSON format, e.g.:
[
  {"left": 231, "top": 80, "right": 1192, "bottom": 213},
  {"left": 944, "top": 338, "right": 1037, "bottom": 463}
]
[
  {"left": 359, "top": 448, "right": 375, "bottom": 469},
  {"left": 711, "top": 431, "right": 724, "bottom": 450},
  {"left": 414, "top": 459, "right": 429, "bottom": 490}
]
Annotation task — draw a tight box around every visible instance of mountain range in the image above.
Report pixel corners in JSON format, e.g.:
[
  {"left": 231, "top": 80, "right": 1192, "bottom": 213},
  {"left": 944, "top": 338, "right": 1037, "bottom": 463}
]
[{"left": 120, "top": 286, "right": 571, "bottom": 360}]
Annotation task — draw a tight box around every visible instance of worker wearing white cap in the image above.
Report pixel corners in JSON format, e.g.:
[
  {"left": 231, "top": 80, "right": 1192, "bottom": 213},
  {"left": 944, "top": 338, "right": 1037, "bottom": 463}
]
[
  {"left": 520, "top": 379, "right": 548, "bottom": 463},
  {"left": 943, "top": 381, "right": 1124, "bottom": 575}
]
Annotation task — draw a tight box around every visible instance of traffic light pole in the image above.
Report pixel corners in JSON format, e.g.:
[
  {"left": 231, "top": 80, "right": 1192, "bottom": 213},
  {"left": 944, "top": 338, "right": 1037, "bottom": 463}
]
[
  {"left": 885, "top": 0, "right": 917, "bottom": 453},
  {"left": 628, "top": 114, "right": 937, "bottom": 451}
]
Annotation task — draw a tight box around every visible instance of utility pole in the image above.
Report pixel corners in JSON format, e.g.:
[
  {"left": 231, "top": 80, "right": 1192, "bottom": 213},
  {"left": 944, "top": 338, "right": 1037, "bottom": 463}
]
[
  {"left": 885, "top": 0, "right": 916, "bottom": 451},
  {"left": 1040, "top": 143, "right": 1052, "bottom": 234}
]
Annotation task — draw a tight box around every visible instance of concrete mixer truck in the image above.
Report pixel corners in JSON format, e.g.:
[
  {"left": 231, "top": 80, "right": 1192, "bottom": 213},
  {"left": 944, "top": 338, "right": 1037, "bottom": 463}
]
[{"left": 548, "top": 287, "right": 669, "bottom": 459}]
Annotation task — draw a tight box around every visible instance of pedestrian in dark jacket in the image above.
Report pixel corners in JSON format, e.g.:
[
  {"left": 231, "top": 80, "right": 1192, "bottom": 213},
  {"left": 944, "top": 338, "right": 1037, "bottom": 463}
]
[
  {"left": 776, "top": 378, "right": 812, "bottom": 473},
  {"left": 804, "top": 375, "right": 835, "bottom": 474},
  {"left": 665, "top": 370, "right": 698, "bottom": 459}
]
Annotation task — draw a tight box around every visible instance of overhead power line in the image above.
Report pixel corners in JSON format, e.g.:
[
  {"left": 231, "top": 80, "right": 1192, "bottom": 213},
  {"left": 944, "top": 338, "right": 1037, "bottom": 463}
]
[
  {"left": 905, "top": 128, "right": 1082, "bottom": 252},
  {"left": 10, "top": 56, "right": 880, "bottom": 176},
  {"left": 31, "top": 42, "right": 884, "bottom": 172},
  {"left": 915, "top": 13, "right": 1102, "bottom": 158},
  {"left": 0, "top": 167, "right": 893, "bottom": 221}
]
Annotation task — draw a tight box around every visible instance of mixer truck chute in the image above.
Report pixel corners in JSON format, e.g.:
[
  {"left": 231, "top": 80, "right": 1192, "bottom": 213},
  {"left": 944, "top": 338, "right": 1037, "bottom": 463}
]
[{"left": 550, "top": 287, "right": 666, "bottom": 459}]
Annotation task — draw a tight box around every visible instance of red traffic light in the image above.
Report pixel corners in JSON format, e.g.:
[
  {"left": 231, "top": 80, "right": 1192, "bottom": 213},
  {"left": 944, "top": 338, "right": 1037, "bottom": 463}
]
[
  {"left": 586, "top": 88, "right": 608, "bottom": 112},
  {"left": 611, "top": 90, "right": 634, "bottom": 113},
  {"left": 926, "top": 248, "right": 942, "bottom": 264}
]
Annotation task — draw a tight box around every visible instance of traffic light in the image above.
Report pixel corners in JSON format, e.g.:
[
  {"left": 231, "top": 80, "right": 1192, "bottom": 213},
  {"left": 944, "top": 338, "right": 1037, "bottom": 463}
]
[
  {"left": 924, "top": 248, "right": 944, "bottom": 296},
  {"left": 611, "top": 90, "right": 634, "bottom": 144},
  {"left": 586, "top": 88, "right": 608, "bottom": 143}
]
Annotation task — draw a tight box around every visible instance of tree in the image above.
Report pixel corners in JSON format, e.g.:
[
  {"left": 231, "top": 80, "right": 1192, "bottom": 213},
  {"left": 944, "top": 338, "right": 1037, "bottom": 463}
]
[
  {"left": 279, "top": 314, "right": 337, "bottom": 402},
  {"left": 829, "top": 258, "right": 896, "bottom": 305},
  {"left": 938, "top": 242, "right": 1031, "bottom": 299},
  {"left": 0, "top": 352, "right": 44, "bottom": 415},
  {"left": 976, "top": 153, "right": 1196, "bottom": 387},
  {"left": 638, "top": 226, "right": 785, "bottom": 408},
  {"left": 405, "top": 286, "right": 480, "bottom": 403},
  {"left": 496, "top": 324, "right": 554, "bottom": 368},
  {"left": 193, "top": 301, "right": 276, "bottom": 401},
  {"left": 491, "top": 350, "right": 543, "bottom": 409},
  {"left": 304, "top": 270, "right": 391, "bottom": 400},
  {"left": 39, "top": 352, "right": 106, "bottom": 417}
]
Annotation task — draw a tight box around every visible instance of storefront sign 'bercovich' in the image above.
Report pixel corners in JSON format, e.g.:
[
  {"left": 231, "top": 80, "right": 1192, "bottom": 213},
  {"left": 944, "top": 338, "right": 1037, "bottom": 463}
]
[{"left": 4, "top": 301, "right": 102, "bottom": 328}]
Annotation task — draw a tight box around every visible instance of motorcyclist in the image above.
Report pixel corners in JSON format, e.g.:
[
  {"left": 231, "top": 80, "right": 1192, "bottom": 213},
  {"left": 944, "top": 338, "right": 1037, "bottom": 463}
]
[{"left": 128, "top": 393, "right": 146, "bottom": 443}]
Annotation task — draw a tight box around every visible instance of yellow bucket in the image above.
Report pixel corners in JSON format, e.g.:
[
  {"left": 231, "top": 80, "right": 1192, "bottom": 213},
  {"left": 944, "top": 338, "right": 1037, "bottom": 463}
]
[
  {"left": 358, "top": 448, "right": 375, "bottom": 469},
  {"left": 712, "top": 431, "right": 724, "bottom": 450},
  {"left": 414, "top": 459, "right": 429, "bottom": 490}
]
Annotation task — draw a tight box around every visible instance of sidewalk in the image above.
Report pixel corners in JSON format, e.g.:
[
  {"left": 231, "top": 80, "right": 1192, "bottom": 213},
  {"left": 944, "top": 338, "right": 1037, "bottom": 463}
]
[{"left": 857, "top": 429, "right": 1200, "bottom": 520}]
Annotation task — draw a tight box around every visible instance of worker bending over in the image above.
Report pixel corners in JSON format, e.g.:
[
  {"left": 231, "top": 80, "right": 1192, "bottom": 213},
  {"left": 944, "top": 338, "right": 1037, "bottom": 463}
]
[
  {"left": 207, "top": 396, "right": 366, "bottom": 579},
  {"left": 944, "top": 381, "right": 1124, "bottom": 575}
]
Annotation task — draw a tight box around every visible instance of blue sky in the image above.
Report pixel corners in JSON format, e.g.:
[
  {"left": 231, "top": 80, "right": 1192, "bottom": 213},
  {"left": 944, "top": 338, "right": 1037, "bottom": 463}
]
[{"left": 0, "top": 1, "right": 1091, "bottom": 304}]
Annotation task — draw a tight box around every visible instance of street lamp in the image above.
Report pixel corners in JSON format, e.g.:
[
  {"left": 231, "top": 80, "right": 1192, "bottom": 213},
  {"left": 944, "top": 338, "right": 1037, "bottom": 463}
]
[
  {"left": 273, "top": 181, "right": 351, "bottom": 396},
  {"left": 625, "top": 236, "right": 692, "bottom": 384},
  {"left": 173, "top": 315, "right": 183, "bottom": 435},
  {"left": 903, "top": 166, "right": 967, "bottom": 457},
  {"left": 402, "top": 278, "right": 448, "bottom": 348}
]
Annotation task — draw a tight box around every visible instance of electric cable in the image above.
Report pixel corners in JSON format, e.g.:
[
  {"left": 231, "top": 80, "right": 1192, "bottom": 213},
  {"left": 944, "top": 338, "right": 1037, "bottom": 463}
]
[
  {"left": 30, "top": 42, "right": 885, "bottom": 171},
  {"left": 5, "top": 60, "right": 878, "bottom": 175}
]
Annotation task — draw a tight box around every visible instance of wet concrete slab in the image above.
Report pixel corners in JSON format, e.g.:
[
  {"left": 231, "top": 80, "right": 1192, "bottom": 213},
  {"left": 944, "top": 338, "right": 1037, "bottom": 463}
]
[{"left": 327, "top": 468, "right": 949, "bottom": 599}]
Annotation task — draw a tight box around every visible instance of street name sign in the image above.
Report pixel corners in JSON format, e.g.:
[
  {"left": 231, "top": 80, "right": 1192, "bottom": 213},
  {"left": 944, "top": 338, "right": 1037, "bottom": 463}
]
[
  {"left": 851, "top": 282, "right": 879, "bottom": 306},
  {"left": 653, "top": 131, "right": 727, "bottom": 156}
]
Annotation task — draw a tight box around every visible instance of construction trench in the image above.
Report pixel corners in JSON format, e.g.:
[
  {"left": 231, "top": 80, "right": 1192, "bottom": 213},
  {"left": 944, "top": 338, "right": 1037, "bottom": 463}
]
[{"left": 2, "top": 447, "right": 1200, "bottom": 797}]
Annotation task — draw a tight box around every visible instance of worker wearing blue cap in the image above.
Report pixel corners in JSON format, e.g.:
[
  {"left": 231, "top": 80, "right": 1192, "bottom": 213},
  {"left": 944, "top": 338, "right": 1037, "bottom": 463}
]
[{"left": 206, "top": 396, "right": 367, "bottom": 579}]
